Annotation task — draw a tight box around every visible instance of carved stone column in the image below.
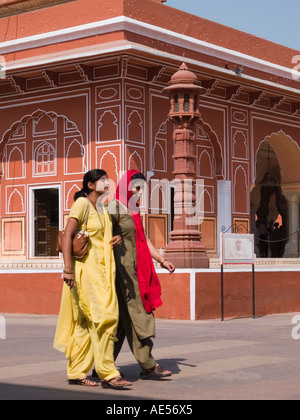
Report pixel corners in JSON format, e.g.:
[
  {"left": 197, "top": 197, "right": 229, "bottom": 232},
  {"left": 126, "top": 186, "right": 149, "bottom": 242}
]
[{"left": 163, "top": 63, "right": 209, "bottom": 268}]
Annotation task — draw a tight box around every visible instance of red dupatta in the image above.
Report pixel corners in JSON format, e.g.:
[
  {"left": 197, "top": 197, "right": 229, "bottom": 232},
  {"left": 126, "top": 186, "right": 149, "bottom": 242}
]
[{"left": 115, "top": 170, "right": 162, "bottom": 313}]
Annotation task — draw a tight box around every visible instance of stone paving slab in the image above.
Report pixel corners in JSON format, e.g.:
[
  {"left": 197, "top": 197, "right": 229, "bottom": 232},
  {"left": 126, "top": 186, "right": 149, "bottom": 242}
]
[{"left": 0, "top": 313, "right": 300, "bottom": 401}]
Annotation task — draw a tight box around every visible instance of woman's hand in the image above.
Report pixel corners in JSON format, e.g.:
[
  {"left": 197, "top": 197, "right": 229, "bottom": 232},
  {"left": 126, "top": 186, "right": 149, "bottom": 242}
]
[
  {"left": 161, "top": 260, "right": 175, "bottom": 273},
  {"left": 62, "top": 217, "right": 78, "bottom": 288},
  {"left": 63, "top": 272, "right": 76, "bottom": 289},
  {"left": 110, "top": 235, "right": 123, "bottom": 247},
  {"left": 146, "top": 238, "right": 175, "bottom": 273}
]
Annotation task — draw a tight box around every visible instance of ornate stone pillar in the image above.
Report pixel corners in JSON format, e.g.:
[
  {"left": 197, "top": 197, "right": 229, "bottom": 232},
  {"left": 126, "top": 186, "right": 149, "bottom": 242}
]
[{"left": 163, "top": 63, "right": 209, "bottom": 268}]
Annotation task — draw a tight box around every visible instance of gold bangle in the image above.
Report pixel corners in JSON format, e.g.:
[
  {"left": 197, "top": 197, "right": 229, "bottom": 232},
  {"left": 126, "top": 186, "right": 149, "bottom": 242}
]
[
  {"left": 160, "top": 259, "right": 166, "bottom": 267},
  {"left": 63, "top": 269, "right": 73, "bottom": 274}
]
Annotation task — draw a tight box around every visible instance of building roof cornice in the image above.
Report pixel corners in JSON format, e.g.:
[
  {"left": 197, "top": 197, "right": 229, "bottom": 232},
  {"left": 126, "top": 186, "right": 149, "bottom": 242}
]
[
  {"left": 3, "top": 39, "right": 300, "bottom": 99},
  {"left": 1, "top": 16, "right": 300, "bottom": 85}
]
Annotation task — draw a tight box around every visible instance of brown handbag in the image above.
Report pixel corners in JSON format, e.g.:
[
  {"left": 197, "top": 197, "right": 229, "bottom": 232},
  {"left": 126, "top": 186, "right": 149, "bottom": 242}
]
[{"left": 56, "top": 201, "right": 90, "bottom": 259}]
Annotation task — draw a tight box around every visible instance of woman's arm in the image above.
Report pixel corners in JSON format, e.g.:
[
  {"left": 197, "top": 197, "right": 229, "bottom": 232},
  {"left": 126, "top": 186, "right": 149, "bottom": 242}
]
[
  {"left": 147, "top": 238, "right": 175, "bottom": 273},
  {"left": 62, "top": 217, "right": 78, "bottom": 289},
  {"left": 106, "top": 200, "right": 123, "bottom": 248}
]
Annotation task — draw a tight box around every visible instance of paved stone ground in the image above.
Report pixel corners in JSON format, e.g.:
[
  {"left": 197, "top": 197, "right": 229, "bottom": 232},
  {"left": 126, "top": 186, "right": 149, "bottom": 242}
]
[{"left": 0, "top": 312, "right": 300, "bottom": 401}]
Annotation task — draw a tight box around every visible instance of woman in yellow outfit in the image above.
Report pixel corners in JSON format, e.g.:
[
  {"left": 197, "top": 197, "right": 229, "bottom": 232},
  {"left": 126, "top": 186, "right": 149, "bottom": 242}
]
[{"left": 53, "top": 169, "right": 132, "bottom": 389}]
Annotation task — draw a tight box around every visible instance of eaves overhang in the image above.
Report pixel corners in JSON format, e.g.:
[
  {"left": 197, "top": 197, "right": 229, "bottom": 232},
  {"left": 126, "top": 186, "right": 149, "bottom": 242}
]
[
  {"left": 1, "top": 16, "right": 300, "bottom": 96},
  {"left": 1, "top": 16, "right": 300, "bottom": 79},
  {"left": 2, "top": 40, "right": 300, "bottom": 99}
]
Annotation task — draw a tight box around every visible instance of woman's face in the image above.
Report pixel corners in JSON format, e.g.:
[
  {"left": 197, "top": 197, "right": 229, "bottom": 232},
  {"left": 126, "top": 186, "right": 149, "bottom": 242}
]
[
  {"left": 95, "top": 175, "right": 110, "bottom": 195},
  {"left": 130, "top": 179, "right": 145, "bottom": 201}
]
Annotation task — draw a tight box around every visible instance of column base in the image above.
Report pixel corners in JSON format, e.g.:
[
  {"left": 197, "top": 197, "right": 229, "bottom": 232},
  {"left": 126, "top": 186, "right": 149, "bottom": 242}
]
[{"left": 164, "top": 230, "right": 209, "bottom": 268}]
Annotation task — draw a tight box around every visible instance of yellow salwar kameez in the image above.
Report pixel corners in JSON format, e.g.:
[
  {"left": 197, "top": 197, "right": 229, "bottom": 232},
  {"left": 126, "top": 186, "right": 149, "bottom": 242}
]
[{"left": 53, "top": 197, "right": 120, "bottom": 382}]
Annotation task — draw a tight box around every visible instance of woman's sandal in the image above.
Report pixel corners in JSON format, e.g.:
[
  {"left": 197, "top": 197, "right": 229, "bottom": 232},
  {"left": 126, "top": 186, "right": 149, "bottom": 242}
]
[
  {"left": 140, "top": 364, "right": 172, "bottom": 380},
  {"left": 92, "top": 368, "right": 124, "bottom": 378},
  {"left": 101, "top": 375, "right": 132, "bottom": 389},
  {"left": 68, "top": 377, "right": 99, "bottom": 387}
]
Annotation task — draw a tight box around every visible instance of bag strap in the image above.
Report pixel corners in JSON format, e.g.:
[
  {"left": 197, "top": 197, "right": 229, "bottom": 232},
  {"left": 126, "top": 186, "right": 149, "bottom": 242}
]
[{"left": 83, "top": 199, "right": 90, "bottom": 230}]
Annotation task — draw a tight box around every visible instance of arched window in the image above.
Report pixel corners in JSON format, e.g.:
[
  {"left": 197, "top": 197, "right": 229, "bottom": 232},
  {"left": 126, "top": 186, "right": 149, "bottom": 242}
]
[
  {"left": 194, "top": 95, "right": 198, "bottom": 112},
  {"left": 184, "top": 94, "right": 190, "bottom": 111},
  {"left": 35, "top": 142, "right": 55, "bottom": 175},
  {"left": 174, "top": 95, "right": 179, "bottom": 112}
]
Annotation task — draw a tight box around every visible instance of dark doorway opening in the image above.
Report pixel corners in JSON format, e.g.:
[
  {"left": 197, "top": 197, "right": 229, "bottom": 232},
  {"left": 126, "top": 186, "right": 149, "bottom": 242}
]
[
  {"left": 34, "top": 188, "right": 59, "bottom": 257},
  {"left": 170, "top": 186, "right": 175, "bottom": 233},
  {"left": 251, "top": 142, "right": 288, "bottom": 258}
]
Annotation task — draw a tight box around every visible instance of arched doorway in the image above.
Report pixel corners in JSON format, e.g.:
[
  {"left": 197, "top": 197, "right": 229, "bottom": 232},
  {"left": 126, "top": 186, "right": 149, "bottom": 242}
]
[{"left": 251, "top": 132, "right": 300, "bottom": 258}]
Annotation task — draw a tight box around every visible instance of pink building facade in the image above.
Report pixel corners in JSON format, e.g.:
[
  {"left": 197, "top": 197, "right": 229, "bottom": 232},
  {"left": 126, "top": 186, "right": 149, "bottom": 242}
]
[{"left": 0, "top": 0, "right": 299, "bottom": 318}]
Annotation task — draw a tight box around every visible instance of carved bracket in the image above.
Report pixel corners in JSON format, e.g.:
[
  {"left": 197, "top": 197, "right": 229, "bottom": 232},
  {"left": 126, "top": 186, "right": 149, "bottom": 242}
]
[
  {"left": 76, "top": 64, "right": 93, "bottom": 83},
  {"left": 42, "top": 70, "right": 58, "bottom": 88},
  {"left": 225, "top": 85, "right": 242, "bottom": 101},
  {"left": 8, "top": 76, "right": 26, "bottom": 93},
  {"left": 248, "top": 90, "right": 264, "bottom": 106},
  {"left": 200, "top": 79, "right": 218, "bottom": 96},
  {"left": 119, "top": 56, "right": 130, "bottom": 78},
  {"left": 291, "top": 102, "right": 300, "bottom": 116},
  {"left": 270, "top": 96, "right": 285, "bottom": 111},
  {"left": 148, "top": 65, "right": 166, "bottom": 83}
]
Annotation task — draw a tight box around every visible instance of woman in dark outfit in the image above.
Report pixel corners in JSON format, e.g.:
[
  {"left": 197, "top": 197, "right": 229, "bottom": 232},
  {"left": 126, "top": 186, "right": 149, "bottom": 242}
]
[{"left": 107, "top": 170, "right": 175, "bottom": 379}]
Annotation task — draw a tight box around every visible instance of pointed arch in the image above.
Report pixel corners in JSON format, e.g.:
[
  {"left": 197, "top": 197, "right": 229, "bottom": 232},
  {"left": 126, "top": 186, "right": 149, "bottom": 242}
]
[
  {"left": 233, "top": 130, "right": 247, "bottom": 159},
  {"left": 153, "top": 142, "right": 165, "bottom": 172},
  {"left": 234, "top": 165, "right": 248, "bottom": 213},
  {"left": 257, "top": 130, "right": 300, "bottom": 185},
  {"left": 199, "top": 149, "right": 213, "bottom": 178},
  {"left": 127, "top": 110, "right": 144, "bottom": 143},
  {"left": 98, "top": 110, "right": 118, "bottom": 141},
  {"left": 99, "top": 150, "right": 119, "bottom": 188},
  {"left": 66, "top": 184, "right": 81, "bottom": 210},
  {"left": 150, "top": 183, "right": 167, "bottom": 212},
  {"left": 7, "top": 146, "right": 25, "bottom": 179},
  {"left": 33, "top": 113, "right": 56, "bottom": 135},
  {"left": 128, "top": 150, "right": 143, "bottom": 173},
  {"left": 0, "top": 109, "right": 77, "bottom": 149},
  {"left": 198, "top": 118, "right": 224, "bottom": 180},
  {"left": 199, "top": 188, "right": 213, "bottom": 214},
  {"left": 7, "top": 188, "right": 25, "bottom": 213},
  {"left": 65, "top": 139, "right": 86, "bottom": 174},
  {"left": 0, "top": 109, "right": 85, "bottom": 181}
]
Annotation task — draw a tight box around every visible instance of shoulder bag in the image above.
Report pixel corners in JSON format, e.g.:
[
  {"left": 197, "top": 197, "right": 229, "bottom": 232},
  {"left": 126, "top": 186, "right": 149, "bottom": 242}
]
[{"left": 56, "top": 201, "right": 90, "bottom": 259}]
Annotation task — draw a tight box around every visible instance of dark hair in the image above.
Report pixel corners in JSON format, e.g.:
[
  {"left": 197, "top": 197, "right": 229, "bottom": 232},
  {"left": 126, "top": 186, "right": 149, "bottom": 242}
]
[
  {"left": 74, "top": 169, "right": 107, "bottom": 201},
  {"left": 131, "top": 172, "right": 146, "bottom": 182}
]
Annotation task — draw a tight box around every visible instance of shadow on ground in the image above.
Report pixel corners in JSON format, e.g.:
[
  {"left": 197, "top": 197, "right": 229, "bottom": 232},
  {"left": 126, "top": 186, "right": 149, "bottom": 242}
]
[
  {"left": 0, "top": 357, "right": 193, "bottom": 400},
  {"left": 0, "top": 381, "right": 155, "bottom": 401}
]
